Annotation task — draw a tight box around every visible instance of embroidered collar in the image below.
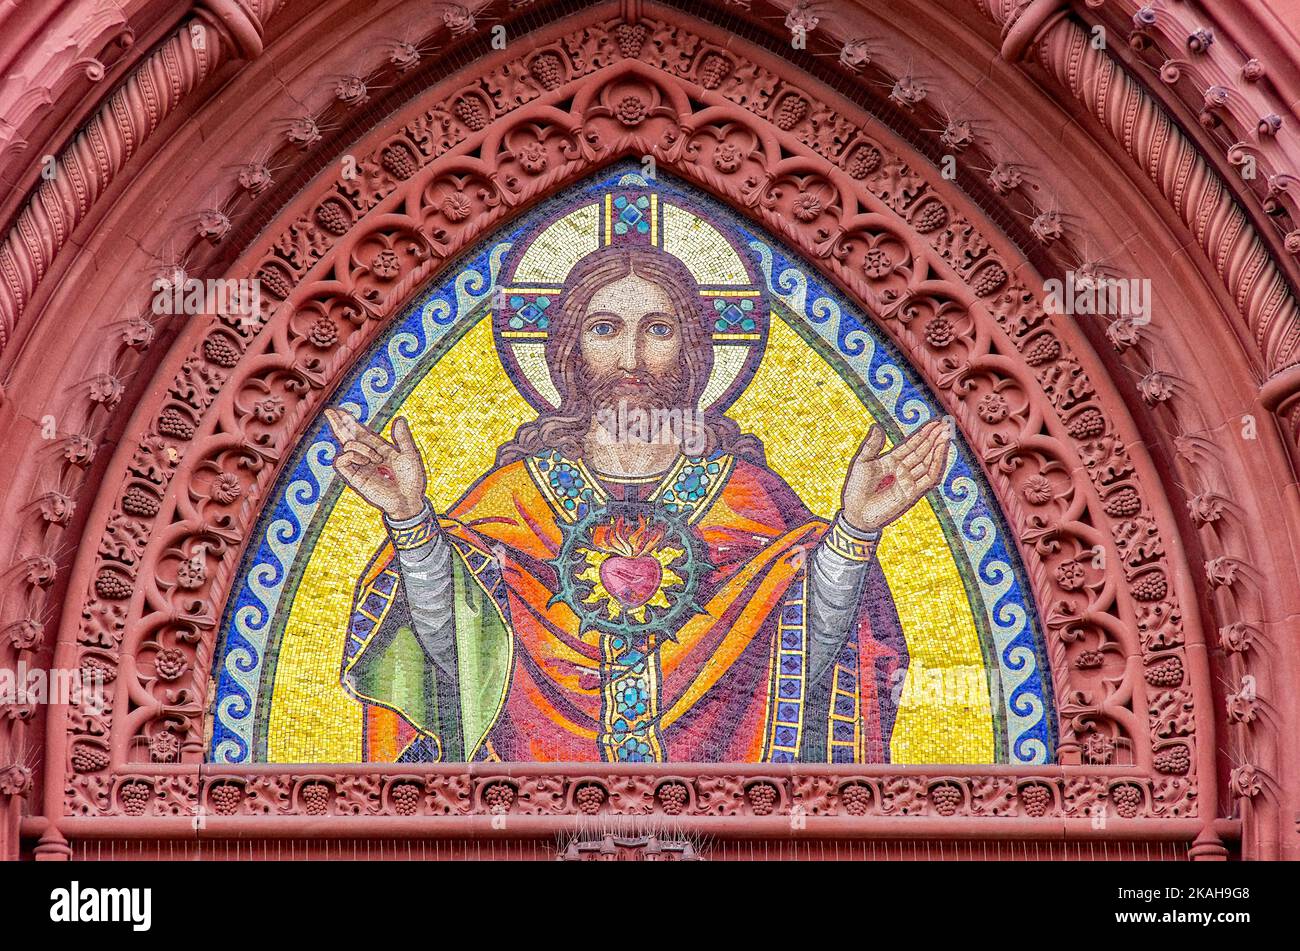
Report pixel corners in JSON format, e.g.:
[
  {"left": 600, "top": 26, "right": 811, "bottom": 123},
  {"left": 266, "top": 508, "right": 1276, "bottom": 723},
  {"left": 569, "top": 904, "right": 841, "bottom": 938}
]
[{"left": 526, "top": 450, "right": 733, "bottom": 524}]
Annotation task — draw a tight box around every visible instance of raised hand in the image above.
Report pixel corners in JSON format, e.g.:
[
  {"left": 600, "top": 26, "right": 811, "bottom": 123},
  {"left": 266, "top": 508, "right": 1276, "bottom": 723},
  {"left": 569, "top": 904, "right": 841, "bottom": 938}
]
[
  {"left": 324, "top": 408, "right": 428, "bottom": 521},
  {"left": 840, "top": 418, "right": 951, "bottom": 533}
]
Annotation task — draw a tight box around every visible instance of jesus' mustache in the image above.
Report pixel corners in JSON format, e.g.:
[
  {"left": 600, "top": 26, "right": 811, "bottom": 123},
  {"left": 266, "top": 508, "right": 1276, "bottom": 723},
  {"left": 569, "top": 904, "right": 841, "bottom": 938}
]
[{"left": 584, "top": 365, "right": 689, "bottom": 414}]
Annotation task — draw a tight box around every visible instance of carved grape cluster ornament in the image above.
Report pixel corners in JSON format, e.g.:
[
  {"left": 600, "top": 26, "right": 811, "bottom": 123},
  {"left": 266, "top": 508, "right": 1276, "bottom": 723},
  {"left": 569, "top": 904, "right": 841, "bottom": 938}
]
[{"left": 391, "top": 782, "right": 422, "bottom": 816}]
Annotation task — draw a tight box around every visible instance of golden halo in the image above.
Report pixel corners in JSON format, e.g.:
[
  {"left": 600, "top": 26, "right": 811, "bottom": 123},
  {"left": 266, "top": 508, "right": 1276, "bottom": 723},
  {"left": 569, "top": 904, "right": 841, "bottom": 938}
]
[{"left": 493, "top": 177, "right": 769, "bottom": 414}]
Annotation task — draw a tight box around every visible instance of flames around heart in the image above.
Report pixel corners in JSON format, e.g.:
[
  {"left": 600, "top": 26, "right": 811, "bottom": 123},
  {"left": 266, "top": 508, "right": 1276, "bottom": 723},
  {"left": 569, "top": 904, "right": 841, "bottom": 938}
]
[{"left": 575, "top": 514, "right": 686, "bottom": 623}]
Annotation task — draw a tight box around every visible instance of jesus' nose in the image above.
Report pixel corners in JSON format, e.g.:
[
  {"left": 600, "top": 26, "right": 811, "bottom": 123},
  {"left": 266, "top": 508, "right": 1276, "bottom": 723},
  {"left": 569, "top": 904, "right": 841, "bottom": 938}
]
[{"left": 617, "top": 331, "right": 640, "bottom": 372}]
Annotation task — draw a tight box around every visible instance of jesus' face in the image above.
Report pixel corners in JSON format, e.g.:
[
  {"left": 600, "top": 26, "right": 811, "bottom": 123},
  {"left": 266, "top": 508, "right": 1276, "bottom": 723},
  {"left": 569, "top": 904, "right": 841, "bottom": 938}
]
[
  {"left": 493, "top": 246, "right": 762, "bottom": 467},
  {"left": 579, "top": 272, "right": 688, "bottom": 415}
]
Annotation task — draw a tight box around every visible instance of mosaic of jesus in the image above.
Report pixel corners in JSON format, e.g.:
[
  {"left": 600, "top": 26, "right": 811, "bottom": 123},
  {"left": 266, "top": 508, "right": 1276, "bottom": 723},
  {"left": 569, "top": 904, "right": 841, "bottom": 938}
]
[{"left": 210, "top": 166, "right": 1056, "bottom": 767}]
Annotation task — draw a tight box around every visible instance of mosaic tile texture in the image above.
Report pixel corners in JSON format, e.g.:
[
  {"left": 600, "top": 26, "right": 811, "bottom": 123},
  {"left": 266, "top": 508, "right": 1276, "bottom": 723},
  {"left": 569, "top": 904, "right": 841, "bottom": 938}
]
[{"left": 208, "top": 166, "right": 1055, "bottom": 766}]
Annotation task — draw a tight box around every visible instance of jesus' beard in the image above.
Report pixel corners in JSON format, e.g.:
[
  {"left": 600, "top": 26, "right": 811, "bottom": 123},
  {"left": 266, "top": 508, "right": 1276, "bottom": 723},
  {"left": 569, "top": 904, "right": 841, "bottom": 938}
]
[
  {"left": 582, "top": 363, "right": 706, "bottom": 454},
  {"left": 584, "top": 362, "right": 688, "bottom": 414},
  {"left": 493, "top": 359, "right": 766, "bottom": 466}
]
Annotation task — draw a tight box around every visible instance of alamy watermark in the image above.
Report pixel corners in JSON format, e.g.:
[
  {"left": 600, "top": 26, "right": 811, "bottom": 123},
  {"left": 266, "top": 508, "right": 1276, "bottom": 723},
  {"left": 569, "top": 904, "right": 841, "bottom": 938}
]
[
  {"left": 50, "top": 882, "right": 151, "bottom": 931},
  {"left": 0, "top": 661, "right": 106, "bottom": 713},
  {"left": 894, "top": 659, "right": 987, "bottom": 709},
  {"left": 594, "top": 400, "right": 707, "bottom": 456},
  {"left": 151, "top": 272, "right": 262, "bottom": 324},
  {"left": 1044, "top": 270, "right": 1151, "bottom": 324}
]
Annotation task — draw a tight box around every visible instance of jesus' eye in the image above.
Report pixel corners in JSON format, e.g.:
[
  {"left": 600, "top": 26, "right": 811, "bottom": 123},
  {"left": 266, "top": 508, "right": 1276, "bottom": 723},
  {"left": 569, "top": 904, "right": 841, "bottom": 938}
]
[
  {"left": 647, "top": 321, "right": 673, "bottom": 338},
  {"left": 589, "top": 321, "right": 616, "bottom": 336}
]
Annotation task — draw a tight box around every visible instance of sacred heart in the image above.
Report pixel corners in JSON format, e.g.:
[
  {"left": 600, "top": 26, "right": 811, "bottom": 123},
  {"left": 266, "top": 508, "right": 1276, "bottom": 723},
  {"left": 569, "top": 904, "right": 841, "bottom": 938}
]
[
  {"left": 564, "top": 511, "right": 693, "bottom": 628},
  {"left": 599, "top": 555, "right": 664, "bottom": 609}
]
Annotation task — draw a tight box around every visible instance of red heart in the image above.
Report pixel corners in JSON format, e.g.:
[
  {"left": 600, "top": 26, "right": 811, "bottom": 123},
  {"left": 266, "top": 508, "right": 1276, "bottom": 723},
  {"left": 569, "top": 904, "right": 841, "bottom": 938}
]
[{"left": 599, "top": 555, "right": 663, "bottom": 610}]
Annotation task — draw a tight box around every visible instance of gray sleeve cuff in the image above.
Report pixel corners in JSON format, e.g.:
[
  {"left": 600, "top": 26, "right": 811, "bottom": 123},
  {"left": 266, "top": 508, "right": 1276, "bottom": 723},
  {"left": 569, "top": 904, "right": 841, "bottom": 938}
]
[
  {"left": 805, "top": 513, "right": 878, "bottom": 687},
  {"left": 383, "top": 501, "right": 434, "bottom": 531},
  {"left": 383, "top": 502, "right": 441, "bottom": 553},
  {"left": 834, "top": 513, "right": 882, "bottom": 541},
  {"left": 819, "top": 512, "right": 881, "bottom": 566}
]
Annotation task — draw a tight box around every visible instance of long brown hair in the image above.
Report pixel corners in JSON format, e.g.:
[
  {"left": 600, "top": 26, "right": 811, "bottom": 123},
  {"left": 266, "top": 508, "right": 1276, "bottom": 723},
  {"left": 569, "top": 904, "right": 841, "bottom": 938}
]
[{"left": 496, "top": 246, "right": 764, "bottom": 466}]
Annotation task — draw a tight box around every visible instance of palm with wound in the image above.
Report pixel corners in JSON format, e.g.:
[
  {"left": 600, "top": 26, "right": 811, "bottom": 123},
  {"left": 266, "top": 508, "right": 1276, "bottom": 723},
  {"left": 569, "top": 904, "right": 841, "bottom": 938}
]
[
  {"left": 840, "top": 419, "right": 951, "bottom": 533},
  {"left": 324, "top": 408, "right": 428, "bottom": 522}
]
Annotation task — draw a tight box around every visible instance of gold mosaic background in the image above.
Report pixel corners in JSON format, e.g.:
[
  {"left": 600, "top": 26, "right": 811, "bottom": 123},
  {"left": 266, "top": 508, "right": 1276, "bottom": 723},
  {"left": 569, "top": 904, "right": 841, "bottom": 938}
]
[{"left": 266, "top": 314, "right": 994, "bottom": 763}]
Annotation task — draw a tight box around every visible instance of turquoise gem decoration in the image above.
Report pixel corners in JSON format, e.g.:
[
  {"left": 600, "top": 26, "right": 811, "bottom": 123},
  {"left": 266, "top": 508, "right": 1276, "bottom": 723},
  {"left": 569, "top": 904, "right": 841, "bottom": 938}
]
[
  {"left": 605, "top": 635, "right": 658, "bottom": 762},
  {"left": 713, "top": 296, "right": 756, "bottom": 333},
  {"left": 536, "top": 451, "right": 596, "bottom": 519},
  {"left": 613, "top": 194, "right": 651, "bottom": 236},
  {"left": 660, "top": 458, "right": 723, "bottom": 515},
  {"left": 507, "top": 294, "right": 551, "bottom": 330}
]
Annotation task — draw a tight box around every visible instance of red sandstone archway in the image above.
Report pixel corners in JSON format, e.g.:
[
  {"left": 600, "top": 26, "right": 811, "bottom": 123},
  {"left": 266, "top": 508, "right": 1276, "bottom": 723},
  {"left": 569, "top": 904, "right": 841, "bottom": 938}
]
[{"left": 1, "top": 0, "right": 1297, "bottom": 861}]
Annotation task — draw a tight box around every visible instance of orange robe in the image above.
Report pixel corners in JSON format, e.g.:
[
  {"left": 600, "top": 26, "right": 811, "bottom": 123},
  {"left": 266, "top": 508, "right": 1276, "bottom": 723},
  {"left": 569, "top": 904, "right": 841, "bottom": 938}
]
[{"left": 347, "top": 451, "right": 904, "bottom": 763}]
